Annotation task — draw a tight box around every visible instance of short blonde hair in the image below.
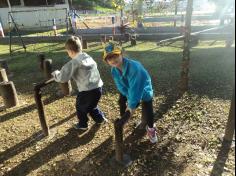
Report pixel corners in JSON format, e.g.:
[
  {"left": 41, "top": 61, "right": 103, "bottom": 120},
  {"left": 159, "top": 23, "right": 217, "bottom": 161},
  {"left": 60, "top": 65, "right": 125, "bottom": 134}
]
[{"left": 65, "top": 36, "right": 82, "bottom": 52}]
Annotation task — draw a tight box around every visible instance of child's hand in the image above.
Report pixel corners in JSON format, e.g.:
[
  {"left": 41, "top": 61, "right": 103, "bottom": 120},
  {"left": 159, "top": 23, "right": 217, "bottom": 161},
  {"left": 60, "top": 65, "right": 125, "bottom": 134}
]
[
  {"left": 126, "top": 107, "right": 135, "bottom": 116},
  {"left": 51, "top": 70, "right": 60, "bottom": 78}
]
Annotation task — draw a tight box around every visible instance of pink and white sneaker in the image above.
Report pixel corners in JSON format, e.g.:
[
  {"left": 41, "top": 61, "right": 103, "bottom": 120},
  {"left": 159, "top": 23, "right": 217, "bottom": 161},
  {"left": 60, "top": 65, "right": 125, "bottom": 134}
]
[{"left": 146, "top": 126, "right": 158, "bottom": 143}]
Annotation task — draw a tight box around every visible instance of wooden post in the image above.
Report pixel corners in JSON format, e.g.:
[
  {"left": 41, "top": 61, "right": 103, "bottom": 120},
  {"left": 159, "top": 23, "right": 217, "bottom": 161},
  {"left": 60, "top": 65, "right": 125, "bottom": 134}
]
[
  {"left": 6, "top": 0, "right": 12, "bottom": 11},
  {"left": 0, "top": 81, "right": 19, "bottom": 108},
  {"left": 34, "top": 87, "right": 49, "bottom": 136},
  {"left": 0, "top": 69, "right": 8, "bottom": 82},
  {"left": 224, "top": 89, "right": 235, "bottom": 141},
  {"left": 52, "top": 18, "right": 57, "bottom": 36},
  {"left": 20, "top": 0, "right": 24, "bottom": 6},
  {"left": 178, "top": 0, "right": 193, "bottom": 95},
  {"left": 82, "top": 39, "right": 88, "bottom": 49},
  {"left": 37, "top": 54, "right": 46, "bottom": 71},
  {"left": 0, "top": 59, "right": 10, "bottom": 75},
  {"left": 43, "top": 59, "right": 52, "bottom": 79},
  {"left": 109, "top": 36, "right": 114, "bottom": 42},
  {"left": 130, "top": 35, "right": 136, "bottom": 46},
  {"left": 59, "top": 81, "right": 72, "bottom": 96},
  {"left": 115, "top": 119, "right": 124, "bottom": 162},
  {"left": 124, "top": 33, "right": 130, "bottom": 43},
  {"left": 114, "top": 111, "right": 132, "bottom": 166},
  {"left": 101, "top": 35, "right": 106, "bottom": 43},
  {"left": 33, "top": 78, "right": 55, "bottom": 136}
]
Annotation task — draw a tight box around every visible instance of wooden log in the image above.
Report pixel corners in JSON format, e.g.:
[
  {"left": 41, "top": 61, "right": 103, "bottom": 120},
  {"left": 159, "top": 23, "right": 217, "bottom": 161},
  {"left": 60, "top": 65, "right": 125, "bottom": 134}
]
[
  {"left": 0, "top": 59, "right": 10, "bottom": 75},
  {"left": 0, "top": 81, "right": 19, "bottom": 108},
  {"left": 37, "top": 53, "right": 46, "bottom": 71},
  {"left": 43, "top": 59, "right": 52, "bottom": 79},
  {"left": 59, "top": 81, "right": 72, "bottom": 96},
  {"left": 0, "top": 68, "right": 8, "bottom": 82}
]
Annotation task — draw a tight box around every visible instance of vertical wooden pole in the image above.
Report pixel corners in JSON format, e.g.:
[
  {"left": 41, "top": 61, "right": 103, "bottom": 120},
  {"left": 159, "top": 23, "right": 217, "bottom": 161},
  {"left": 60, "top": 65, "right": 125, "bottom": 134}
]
[
  {"left": 82, "top": 39, "right": 88, "bottom": 49},
  {"left": 43, "top": 59, "right": 52, "bottom": 79},
  {"left": 38, "top": 54, "right": 46, "bottom": 71},
  {"left": 7, "top": 0, "right": 11, "bottom": 11},
  {"left": 34, "top": 86, "right": 50, "bottom": 136},
  {"left": 130, "top": 35, "right": 136, "bottom": 46},
  {"left": 0, "top": 69, "right": 8, "bottom": 82},
  {"left": 0, "top": 81, "right": 19, "bottom": 108},
  {"left": 224, "top": 89, "right": 235, "bottom": 141},
  {"left": 115, "top": 119, "right": 124, "bottom": 162},
  {"left": 20, "top": 0, "right": 24, "bottom": 6},
  {"left": 114, "top": 111, "right": 131, "bottom": 164}
]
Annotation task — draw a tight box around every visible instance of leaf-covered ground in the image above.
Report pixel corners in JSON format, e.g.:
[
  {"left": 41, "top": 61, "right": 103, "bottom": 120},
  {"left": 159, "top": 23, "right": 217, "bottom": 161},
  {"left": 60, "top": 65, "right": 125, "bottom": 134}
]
[{"left": 0, "top": 41, "right": 235, "bottom": 176}]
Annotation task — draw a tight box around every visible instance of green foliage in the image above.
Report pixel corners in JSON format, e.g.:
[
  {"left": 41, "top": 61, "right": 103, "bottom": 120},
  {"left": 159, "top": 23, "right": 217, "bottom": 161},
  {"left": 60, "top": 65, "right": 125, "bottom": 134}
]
[{"left": 73, "top": 0, "right": 114, "bottom": 10}]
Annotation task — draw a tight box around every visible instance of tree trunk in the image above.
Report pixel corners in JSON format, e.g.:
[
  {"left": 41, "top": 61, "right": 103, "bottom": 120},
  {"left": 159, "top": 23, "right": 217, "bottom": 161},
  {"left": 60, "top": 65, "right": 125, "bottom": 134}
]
[
  {"left": 0, "top": 68, "right": 8, "bottom": 82},
  {"left": 178, "top": 0, "right": 193, "bottom": 95},
  {"left": 6, "top": 0, "right": 11, "bottom": 11},
  {"left": 137, "top": 0, "right": 143, "bottom": 28},
  {"left": 224, "top": 89, "right": 235, "bottom": 142},
  {"left": 174, "top": 0, "right": 178, "bottom": 27},
  {"left": 0, "top": 81, "right": 19, "bottom": 108},
  {"left": 67, "top": 0, "right": 72, "bottom": 9}
]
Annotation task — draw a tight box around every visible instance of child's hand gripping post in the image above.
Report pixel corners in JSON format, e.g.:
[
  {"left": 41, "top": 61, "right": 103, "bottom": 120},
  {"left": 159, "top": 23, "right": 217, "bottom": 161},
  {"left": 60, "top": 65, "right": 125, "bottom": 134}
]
[{"left": 115, "top": 110, "right": 131, "bottom": 128}]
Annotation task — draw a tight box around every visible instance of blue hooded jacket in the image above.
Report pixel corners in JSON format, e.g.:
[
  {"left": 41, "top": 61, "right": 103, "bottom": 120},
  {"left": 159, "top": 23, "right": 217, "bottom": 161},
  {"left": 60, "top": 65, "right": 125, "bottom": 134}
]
[{"left": 111, "top": 58, "right": 153, "bottom": 109}]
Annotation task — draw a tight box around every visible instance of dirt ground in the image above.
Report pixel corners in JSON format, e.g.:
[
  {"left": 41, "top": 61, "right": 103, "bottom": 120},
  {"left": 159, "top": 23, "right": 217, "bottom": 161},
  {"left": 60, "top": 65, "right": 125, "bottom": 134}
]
[{"left": 0, "top": 41, "right": 235, "bottom": 176}]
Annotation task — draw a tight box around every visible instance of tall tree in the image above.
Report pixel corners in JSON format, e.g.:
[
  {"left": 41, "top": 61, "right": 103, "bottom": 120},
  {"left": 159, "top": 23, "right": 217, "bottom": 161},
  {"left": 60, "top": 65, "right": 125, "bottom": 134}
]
[{"left": 178, "top": 0, "right": 193, "bottom": 95}]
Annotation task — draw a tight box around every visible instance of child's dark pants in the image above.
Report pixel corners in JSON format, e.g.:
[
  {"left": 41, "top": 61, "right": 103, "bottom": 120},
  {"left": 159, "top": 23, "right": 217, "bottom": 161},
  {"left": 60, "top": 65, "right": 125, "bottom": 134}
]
[
  {"left": 76, "top": 87, "right": 104, "bottom": 127},
  {"left": 118, "top": 94, "right": 154, "bottom": 128}
]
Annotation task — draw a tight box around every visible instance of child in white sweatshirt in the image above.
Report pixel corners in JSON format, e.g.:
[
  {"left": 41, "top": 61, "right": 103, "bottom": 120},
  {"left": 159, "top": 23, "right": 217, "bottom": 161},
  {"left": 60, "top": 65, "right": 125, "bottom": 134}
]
[{"left": 52, "top": 36, "right": 106, "bottom": 130}]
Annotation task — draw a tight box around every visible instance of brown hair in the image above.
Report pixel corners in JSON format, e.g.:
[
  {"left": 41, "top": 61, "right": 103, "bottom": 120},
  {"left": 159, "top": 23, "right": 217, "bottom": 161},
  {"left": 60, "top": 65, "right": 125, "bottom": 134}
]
[
  {"left": 65, "top": 36, "right": 82, "bottom": 52},
  {"left": 104, "top": 54, "right": 121, "bottom": 62}
]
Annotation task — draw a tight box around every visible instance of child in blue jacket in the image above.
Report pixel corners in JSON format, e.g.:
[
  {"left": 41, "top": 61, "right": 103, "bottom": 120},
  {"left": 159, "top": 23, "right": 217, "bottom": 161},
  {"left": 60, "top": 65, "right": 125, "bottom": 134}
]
[{"left": 103, "top": 42, "right": 157, "bottom": 143}]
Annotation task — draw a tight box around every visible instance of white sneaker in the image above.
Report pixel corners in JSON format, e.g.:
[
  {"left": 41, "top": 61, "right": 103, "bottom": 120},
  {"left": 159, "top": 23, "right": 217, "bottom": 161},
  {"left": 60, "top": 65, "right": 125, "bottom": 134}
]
[{"left": 146, "top": 126, "right": 158, "bottom": 143}]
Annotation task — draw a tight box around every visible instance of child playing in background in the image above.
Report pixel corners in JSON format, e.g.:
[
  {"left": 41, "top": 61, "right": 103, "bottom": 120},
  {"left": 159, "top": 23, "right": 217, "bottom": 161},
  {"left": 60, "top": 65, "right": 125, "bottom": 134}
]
[
  {"left": 103, "top": 42, "right": 157, "bottom": 143},
  {"left": 52, "top": 36, "right": 106, "bottom": 130}
]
